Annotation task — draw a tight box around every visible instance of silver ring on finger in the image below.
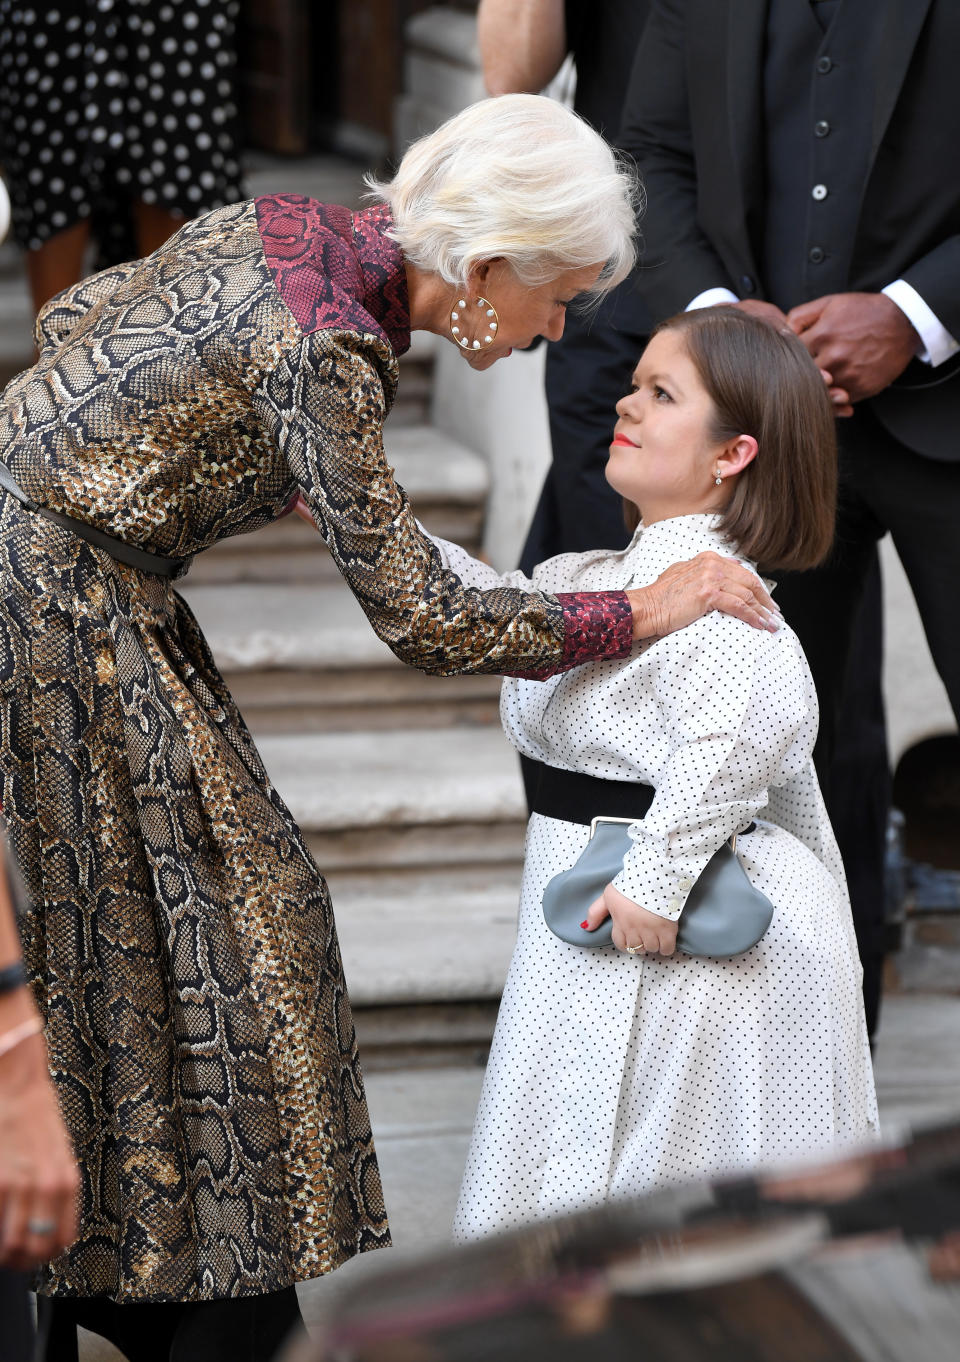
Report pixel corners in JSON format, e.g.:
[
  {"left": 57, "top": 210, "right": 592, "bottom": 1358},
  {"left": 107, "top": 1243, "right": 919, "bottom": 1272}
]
[
  {"left": 625, "top": 944, "right": 645, "bottom": 956},
  {"left": 27, "top": 1218, "right": 57, "bottom": 1237}
]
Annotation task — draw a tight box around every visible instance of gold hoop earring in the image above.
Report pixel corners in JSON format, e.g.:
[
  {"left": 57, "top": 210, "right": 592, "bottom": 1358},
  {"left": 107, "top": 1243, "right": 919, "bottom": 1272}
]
[{"left": 450, "top": 296, "right": 500, "bottom": 350}]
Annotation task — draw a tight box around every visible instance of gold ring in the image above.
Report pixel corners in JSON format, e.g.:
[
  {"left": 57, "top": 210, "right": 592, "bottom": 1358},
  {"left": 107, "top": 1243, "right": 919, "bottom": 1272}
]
[{"left": 625, "top": 945, "right": 644, "bottom": 956}]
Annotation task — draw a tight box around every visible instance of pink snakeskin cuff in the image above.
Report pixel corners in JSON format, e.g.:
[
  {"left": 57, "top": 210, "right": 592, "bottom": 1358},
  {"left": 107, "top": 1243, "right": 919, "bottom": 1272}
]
[{"left": 511, "top": 591, "right": 634, "bottom": 680}]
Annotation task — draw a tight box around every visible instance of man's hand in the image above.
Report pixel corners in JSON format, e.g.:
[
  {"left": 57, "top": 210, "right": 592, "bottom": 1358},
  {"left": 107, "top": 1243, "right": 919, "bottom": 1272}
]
[
  {"left": 626, "top": 552, "right": 781, "bottom": 640},
  {"left": 586, "top": 883, "right": 679, "bottom": 956},
  {"left": 787, "top": 292, "right": 920, "bottom": 405},
  {"left": 730, "top": 299, "right": 852, "bottom": 414}
]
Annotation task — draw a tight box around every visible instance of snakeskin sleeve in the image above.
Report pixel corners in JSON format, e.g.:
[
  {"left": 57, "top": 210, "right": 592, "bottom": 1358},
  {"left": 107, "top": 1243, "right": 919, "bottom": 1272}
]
[
  {"left": 33, "top": 257, "right": 145, "bottom": 353},
  {"left": 253, "top": 328, "right": 633, "bottom": 677}
]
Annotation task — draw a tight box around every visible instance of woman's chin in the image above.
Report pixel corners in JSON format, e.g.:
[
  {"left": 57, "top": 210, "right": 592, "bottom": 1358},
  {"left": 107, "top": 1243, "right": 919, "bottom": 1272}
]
[
  {"left": 603, "top": 464, "right": 630, "bottom": 499},
  {"left": 465, "top": 346, "right": 512, "bottom": 370}
]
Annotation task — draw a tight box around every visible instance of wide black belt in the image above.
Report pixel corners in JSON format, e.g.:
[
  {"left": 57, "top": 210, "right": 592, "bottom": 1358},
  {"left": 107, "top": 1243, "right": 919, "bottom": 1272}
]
[
  {"left": 524, "top": 756, "right": 655, "bottom": 825},
  {"left": 0, "top": 462, "right": 191, "bottom": 579},
  {"left": 524, "top": 756, "right": 755, "bottom": 836}
]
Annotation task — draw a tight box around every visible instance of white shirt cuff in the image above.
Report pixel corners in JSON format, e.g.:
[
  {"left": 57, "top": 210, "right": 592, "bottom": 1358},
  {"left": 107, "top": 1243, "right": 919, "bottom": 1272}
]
[
  {"left": 686, "top": 287, "right": 740, "bottom": 311},
  {"left": 881, "top": 279, "right": 960, "bottom": 367}
]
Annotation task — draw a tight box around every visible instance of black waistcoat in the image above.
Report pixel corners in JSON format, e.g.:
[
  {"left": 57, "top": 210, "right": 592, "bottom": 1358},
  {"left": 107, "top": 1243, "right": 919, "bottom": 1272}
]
[{"left": 761, "top": 0, "right": 881, "bottom": 310}]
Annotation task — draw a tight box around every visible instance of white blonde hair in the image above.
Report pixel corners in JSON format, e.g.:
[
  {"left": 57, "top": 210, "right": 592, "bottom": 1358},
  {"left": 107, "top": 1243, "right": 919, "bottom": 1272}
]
[{"left": 366, "top": 94, "right": 640, "bottom": 295}]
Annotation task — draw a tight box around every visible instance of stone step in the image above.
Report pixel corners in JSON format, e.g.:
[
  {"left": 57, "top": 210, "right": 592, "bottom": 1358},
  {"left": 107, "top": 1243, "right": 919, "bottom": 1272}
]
[
  {"left": 330, "top": 865, "right": 520, "bottom": 1010},
  {"left": 368, "top": 330, "right": 440, "bottom": 429},
  {"left": 353, "top": 1001, "right": 501, "bottom": 1072},
  {"left": 258, "top": 727, "right": 526, "bottom": 874},
  {"left": 182, "top": 580, "right": 501, "bottom": 732},
  {"left": 387, "top": 356, "right": 434, "bottom": 427},
  {"left": 259, "top": 728, "right": 527, "bottom": 1047},
  {"left": 188, "top": 422, "right": 489, "bottom": 584}
]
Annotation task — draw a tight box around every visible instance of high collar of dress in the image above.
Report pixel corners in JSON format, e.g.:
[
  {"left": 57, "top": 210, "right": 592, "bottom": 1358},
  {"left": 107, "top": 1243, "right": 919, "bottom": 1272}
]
[
  {"left": 619, "top": 513, "right": 750, "bottom": 586},
  {"left": 351, "top": 205, "right": 412, "bottom": 356}
]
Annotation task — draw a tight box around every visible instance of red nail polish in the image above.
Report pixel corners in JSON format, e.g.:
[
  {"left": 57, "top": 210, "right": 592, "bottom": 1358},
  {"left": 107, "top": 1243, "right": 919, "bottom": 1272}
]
[{"left": 580, "top": 921, "right": 589, "bottom": 929}]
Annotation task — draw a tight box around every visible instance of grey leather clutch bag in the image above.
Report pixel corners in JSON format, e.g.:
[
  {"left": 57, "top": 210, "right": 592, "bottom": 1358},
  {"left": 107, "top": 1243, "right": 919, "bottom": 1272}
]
[{"left": 541, "top": 816, "right": 773, "bottom": 957}]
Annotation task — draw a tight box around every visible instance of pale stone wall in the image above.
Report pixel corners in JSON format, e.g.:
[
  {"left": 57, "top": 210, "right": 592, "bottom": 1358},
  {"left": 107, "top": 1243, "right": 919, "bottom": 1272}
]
[
  {"left": 881, "top": 538, "right": 955, "bottom": 762},
  {"left": 430, "top": 341, "right": 551, "bottom": 572}
]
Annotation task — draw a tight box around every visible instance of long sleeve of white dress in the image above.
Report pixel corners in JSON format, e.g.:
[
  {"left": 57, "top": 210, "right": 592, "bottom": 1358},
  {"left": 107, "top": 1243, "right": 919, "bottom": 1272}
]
[
  {"left": 428, "top": 531, "right": 636, "bottom": 597},
  {"left": 611, "top": 613, "right": 814, "bottom": 921}
]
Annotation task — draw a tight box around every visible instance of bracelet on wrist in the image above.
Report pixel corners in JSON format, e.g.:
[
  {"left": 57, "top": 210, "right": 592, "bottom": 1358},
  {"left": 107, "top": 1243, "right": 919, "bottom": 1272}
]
[
  {"left": 0, "top": 1014, "right": 43, "bottom": 1060},
  {"left": 0, "top": 961, "right": 27, "bottom": 995}
]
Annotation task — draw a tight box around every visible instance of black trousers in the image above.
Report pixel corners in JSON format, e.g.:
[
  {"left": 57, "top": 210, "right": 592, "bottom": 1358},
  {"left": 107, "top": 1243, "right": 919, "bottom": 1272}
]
[
  {"left": 773, "top": 404, "right": 960, "bottom": 1037},
  {"left": 520, "top": 280, "right": 647, "bottom": 574},
  {"left": 0, "top": 1271, "right": 34, "bottom": 1362},
  {"left": 36, "top": 1285, "right": 304, "bottom": 1362}
]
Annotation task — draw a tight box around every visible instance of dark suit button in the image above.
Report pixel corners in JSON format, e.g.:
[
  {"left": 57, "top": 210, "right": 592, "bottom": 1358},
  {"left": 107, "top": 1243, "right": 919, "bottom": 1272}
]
[
  {"left": 817, "top": 55, "right": 832, "bottom": 73},
  {"left": 815, "top": 120, "right": 830, "bottom": 137},
  {"left": 740, "top": 275, "right": 756, "bottom": 294},
  {"left": 809, "top": 246, "right": 825, "bottom": 264}
]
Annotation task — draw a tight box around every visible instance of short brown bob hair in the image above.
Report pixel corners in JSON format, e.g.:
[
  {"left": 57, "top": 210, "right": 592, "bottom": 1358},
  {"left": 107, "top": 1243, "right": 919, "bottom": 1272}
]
[{"left": 623, "top": 307, "right": 838, "bottom": 573}]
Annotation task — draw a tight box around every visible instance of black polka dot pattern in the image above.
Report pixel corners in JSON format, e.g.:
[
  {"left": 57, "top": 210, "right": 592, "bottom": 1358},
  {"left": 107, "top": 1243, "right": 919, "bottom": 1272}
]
[
  {"left": 433, "top": 515, "right": 879, "bottom": 1240},
  {"left": 0, "top": 0, "right": 243, "bottom": 252}
]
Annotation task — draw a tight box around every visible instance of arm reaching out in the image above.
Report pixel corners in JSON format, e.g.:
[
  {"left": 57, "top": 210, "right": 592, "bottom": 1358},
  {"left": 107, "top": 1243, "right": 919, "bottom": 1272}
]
[
  {"left": 255, "top": 335, "right": 634, "bottom": 677},
  {"left": 427, "top": 535, "right": 780, "bottom": 641},
  {"left": 477, "top": 0, "right": 568, "bottom": 96}
]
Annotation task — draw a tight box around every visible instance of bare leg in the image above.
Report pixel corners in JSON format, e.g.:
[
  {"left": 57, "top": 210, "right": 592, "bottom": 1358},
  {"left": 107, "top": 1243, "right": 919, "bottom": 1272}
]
[
  {"left": 133, "top": 200, "right": 187, "bottom": 256},
  {"left": 25, "top": 202, "right": 186, "bottom": 323},
  {"left": 24, "top": 219, "right": 91, "bottom": 315}
]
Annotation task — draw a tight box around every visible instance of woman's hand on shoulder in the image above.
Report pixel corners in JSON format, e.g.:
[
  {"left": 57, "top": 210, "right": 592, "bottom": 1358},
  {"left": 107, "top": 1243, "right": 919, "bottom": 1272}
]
[
  {"left": 625, "top": 552, "right": 781, "bottom": 641},
  {"left": 585, "top": 883, "right": 678, "bottom": 956}
]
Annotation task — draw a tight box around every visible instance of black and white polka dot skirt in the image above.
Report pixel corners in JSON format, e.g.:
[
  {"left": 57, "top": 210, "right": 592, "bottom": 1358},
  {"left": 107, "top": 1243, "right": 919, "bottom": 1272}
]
[{"left": 0, "top": 0, "right": 244, "bottom": 257}]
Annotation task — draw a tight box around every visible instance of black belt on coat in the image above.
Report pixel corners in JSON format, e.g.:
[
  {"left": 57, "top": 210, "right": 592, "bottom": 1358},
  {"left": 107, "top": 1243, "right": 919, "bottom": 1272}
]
[
  {"left": 525, "top": 756, "right": 655, "bottom": 825},
  {"left": 0, "top": 462, "right": 191, "bottom": 578},
  {"left": 524, "top": 756, "right": 755, "bottom": 836}
]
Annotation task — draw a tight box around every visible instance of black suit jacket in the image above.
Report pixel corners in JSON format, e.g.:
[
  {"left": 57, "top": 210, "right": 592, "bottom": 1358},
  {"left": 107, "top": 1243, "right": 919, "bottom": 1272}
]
[{"left": 620, "top": 0, "right": 960, "bottom": 458}]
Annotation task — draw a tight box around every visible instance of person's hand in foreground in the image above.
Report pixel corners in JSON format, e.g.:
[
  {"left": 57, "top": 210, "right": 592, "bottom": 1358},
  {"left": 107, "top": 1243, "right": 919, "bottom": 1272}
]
[
  {"left": 585, "top": 883, "right": 679, "bottom": 956},
  {"left": 0, "top": 853, "right": 79, "bottom": 1269},
  {"left": 0, "top": 993, "right": 79, "bottom": 1268}
]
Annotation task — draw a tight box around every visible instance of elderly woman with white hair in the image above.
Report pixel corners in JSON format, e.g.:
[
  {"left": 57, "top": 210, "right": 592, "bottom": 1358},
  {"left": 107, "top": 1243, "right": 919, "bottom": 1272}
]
[{"left": 0, "top": 95, "right": 775, "bottom": 1358}]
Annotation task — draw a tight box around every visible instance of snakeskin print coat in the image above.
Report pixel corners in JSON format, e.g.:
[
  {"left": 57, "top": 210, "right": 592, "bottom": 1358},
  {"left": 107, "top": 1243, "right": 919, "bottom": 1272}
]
[{"left": 0, "top": 196, "right": 633, "bottom": 1303}]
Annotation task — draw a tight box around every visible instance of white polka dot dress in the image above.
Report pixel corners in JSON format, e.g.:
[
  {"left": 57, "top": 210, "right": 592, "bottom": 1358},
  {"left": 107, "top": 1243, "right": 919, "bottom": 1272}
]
[
  {"left": 432, "top": 515, "right": 879, "bottom": 1240},
  {"left": 0, "top": 0, "right": 243, "bottom": 254}
]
